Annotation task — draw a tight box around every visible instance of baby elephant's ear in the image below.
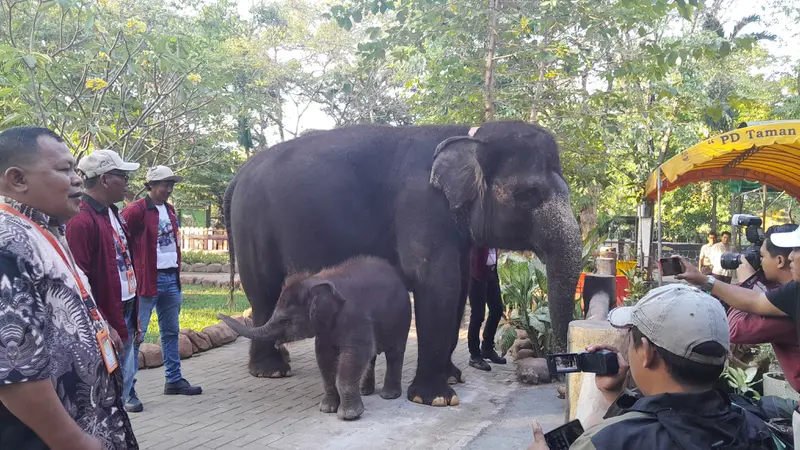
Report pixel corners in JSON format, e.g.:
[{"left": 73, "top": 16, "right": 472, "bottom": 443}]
[{"left": 308, "top": 281, "right": 344, "bottom": 331}]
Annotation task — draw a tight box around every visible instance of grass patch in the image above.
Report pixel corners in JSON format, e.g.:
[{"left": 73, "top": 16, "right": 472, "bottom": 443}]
[
  {"left": 181, "top": 250, "right": 229, "bottom": 265},
  {"left": 143, "top": 285, "right": 249, "bottom": 344}
]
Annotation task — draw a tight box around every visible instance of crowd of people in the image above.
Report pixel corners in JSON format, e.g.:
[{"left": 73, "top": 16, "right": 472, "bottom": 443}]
[{"left": 0, "top": 126, "right": 201, "bottom": 449}]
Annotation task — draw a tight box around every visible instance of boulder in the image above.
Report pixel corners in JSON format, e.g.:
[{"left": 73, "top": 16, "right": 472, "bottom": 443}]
[
  {"left": 202, "top": 323, "right": 237, "bottom": 347},
  {"left": 178, "top": 333, "right": 194, "bottom": 359},
  {"left": 222, "top": 263, "right": 231, "bottom": 273},
  {"left": 516, "top": 329, "right": 529, "bottom": 340},
  {"left": 509, "top": 338, "right": 534, "bottom": 359},
  {"left": 137, "top": 350, "right": 145, "bottom": 369},
  {"left": 205, "top": 263, "right": 223, "bottom": 273},
  {"left": 181, "top": 328, "right": 213, "bottom": 352},
  {"left": 515, "top": 349, "right": 537, "bottom": 361},
  {"left": 192, "top": 263, "right": 207, "bottom": 272},
  {"left": 516, "top": 358, "right": 551, "bottom": 385},
  {"left": 140, "top": 343, "right": 163, "bottom": 368},
  {"left": 180, "top": 262, "right": 190, "bottom": 272}
]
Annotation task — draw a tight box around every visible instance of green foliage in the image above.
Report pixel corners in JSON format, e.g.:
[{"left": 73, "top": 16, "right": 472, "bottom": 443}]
[
  {"left": 722, "top": 366, "right": 761, "bottom": 399},
  {"left": 182, "top": 250, "right": 229, "bottom": 265},
  {"left": 622, "top": 268, "right": 653, "bottom": 305},
  {"left": 498, "top": 253, "right": 553, "bottom": 357}
]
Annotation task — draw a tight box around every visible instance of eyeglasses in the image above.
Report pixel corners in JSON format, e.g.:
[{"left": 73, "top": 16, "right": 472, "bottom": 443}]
[{"left": 105, "top": 171, "right": 130, "bottom": 182}]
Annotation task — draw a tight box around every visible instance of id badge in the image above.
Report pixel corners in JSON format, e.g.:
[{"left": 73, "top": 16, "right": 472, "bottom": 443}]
[
  {"left": 96, "top": 328, "right": 119, "bottom": 374},
  {"left": 126, "top": 269, "right": 137, "bottom": 294}
]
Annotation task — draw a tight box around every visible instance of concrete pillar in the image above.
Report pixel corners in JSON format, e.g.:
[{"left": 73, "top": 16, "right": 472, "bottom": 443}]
[{"left": 565, "top": 320, "right": 621, "bottom": 426}]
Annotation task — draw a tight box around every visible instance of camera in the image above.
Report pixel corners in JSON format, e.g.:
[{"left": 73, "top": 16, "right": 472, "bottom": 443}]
[
  {"left": 546, "top": 350, "right": 619, "bottom": 376},
  {"left": 720, "top": 214, "right": 765, "bottom": 270}
]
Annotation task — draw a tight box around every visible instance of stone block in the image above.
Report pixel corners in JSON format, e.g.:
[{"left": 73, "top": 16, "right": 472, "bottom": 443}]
[
  {"left": 140, "top": 343, "right": 163, "bottom": 368},
  {"left": 137, "top": 350, "right": 144, "bottom": 369},
  {"left": 515, "top": 349, "right": 536, "bottom": 361},
  {"left": 222, "top": 263, "right": 231, "bottom": 273},
  {"left": 205, "top": 263, "right": 223, "bottom": 273},
  {"left": 509, "top": 338, "right": 533, "bottom": 359},
  {"left": 516, "top": 358, "right": 550, "bottom": 385},
  {"left": 202, "top": 323, "right": 237, "bottom": 347},
  {"left": 566, "top": 320, "right": 620, "bottom": 425},
  {"left": 192, "top": 263, "right": 207, "bottom": 272},
  {"left": 178, "top": 333, "right": 194, "bottom": 359}
]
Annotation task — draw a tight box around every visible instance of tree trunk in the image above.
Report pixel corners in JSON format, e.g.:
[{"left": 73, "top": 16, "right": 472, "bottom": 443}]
[{"left": 483, "top": 0, "right": 501, "bottom": 121}]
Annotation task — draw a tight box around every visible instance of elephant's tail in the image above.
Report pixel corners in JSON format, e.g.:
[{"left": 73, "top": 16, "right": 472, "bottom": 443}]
[
  {"left": 224, "top": 176, "right": 238, "bottom": 309},
  {"left": 217, "top": 313, "right": 264, "bottom": 340}
]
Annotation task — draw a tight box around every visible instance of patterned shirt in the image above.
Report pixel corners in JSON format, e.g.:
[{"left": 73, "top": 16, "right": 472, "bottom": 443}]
[{"left": 0, "top": 197, "right": 137, "bottom": 450}]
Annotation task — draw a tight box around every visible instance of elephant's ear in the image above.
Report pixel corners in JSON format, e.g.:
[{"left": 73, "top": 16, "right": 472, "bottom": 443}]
[
  {"left": 308, "top": 281, "right": 345, "bottom": 332},
  {"left": 430, "top": 136, "right": 487, "bottom": 210}
]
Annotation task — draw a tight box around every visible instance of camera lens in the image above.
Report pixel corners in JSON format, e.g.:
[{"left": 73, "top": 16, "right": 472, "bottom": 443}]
[{"left": 720, "top": 252, "right": 741, "bottom": 270}]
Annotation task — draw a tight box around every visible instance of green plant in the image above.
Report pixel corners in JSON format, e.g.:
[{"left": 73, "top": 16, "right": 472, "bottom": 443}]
[
  {"left": 497, "top": 254, "right": 553, "bottom": 357},
  {"left": 622, "top": 268, "right": 652, "bottom": 305},
  {"left": 182, "top": 250, "right": 229, "bottom": 265},
  {"left": 722, "top": 366, "right": 761, "bottom": 399},
  {"left": 580, "top": 223, "right": 610, "bottom": 273}
]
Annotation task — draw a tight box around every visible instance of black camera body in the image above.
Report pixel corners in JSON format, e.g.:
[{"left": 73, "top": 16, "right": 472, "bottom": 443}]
[
  {"left": 721, "top": 215, "right": 765, "bottom": 271},
  {"left": 546, "top": 350, "right": 619, "bottom": 376}
]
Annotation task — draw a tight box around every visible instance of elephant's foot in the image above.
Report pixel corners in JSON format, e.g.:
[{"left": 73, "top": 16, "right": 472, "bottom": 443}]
[
  {"left": 380, "top": 385, "right": 402, "bottom": 400},
  {"left": 278, "top": 344, "right": 291, "bottom": 363},
  {"left": 319, "top": 393, "right": 340, "bottom": 413},
  {"left": 360, "top": 377, "right": 375, "bottom": 396},
  {"left": 407, "top": 376, "right": 460, "bottom": 407},
  {"left": 249, "top": 342, "right": 292, "bottom": 378},
  {"left": 337, "top": 396, "right": 364, "bottom": 420},
  {"left": 446, "top": 362, "right": 465, "bottom": 385}
]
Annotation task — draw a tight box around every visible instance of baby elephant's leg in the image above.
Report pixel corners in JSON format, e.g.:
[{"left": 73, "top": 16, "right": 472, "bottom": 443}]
[
  {"left": 315, "top": 339, "right": 340, "bottom": 413},
  {"left": 336, "top": 349, "right": 372, "bottom": 420},
  {"left": 381, "top": 347, "right": 404, "bottom": 400},
  {"left": 360, "top": 354, "right": 377, "bottom": 396}
]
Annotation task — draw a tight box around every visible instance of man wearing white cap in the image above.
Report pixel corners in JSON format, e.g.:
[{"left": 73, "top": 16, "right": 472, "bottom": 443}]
[
  {"left": 529, "top": 284, "right": 778, "bottom": 449},
  {"left": 67, "top": 149, "right": 142, "bottom": 413},
  {"left": 122, "top": 166, "right": 201, "bottom": 409},
  {"left": 677, "top": 225, "right": 800, "bottom": 324}
]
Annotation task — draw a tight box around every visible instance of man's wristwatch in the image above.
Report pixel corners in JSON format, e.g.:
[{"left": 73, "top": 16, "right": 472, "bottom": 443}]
[{"left": 702, "top": 275, "right": 716, "bottom": 293}]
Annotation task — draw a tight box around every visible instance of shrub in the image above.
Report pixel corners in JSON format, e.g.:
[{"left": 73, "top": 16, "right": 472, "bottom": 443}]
[{"left": 182, "top": 250, "right": 229, "bottom": 265}]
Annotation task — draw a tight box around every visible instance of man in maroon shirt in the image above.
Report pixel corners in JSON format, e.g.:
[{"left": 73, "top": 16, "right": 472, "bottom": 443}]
[
  {"left": 66, "top": 149, "right": 142, "bottom": 412},
  {"left": 727, "top": 224, "right": 800, "bottom": 392}
]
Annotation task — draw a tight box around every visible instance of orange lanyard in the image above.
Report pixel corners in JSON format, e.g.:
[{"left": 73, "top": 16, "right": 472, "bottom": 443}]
[
  {"left": 0, "top": 204, "right": 102, "bottom": 322},
  {"left": 108, "top": 214, "right": 133, "bottom": 268}
]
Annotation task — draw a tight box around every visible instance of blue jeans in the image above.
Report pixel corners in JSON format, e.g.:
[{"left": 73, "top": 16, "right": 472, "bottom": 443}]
[
  {"left": 121, "top": 298, "right": 138, "bottom": 401},
  {"left": 133, "top": 272, "right": 183, "bottom": 386}
]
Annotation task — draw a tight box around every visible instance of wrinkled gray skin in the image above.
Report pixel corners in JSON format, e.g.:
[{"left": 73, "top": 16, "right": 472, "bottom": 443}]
[{"left": 219, "top": 256, "right": 411, "bottom": 420}]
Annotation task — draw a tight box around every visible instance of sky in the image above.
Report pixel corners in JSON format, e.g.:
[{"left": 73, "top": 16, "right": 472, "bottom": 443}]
[{"left": 232, "top": 0, "right": 798, "bottom": 142}]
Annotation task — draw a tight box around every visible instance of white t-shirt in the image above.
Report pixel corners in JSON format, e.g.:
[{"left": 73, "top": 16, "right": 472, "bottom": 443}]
[
  {"left": 710, "top": 242, "right": 735, "bottom": 277},
  {"left": 155, "top": 204, "right": 179, "bottom": 269},
  {"left": 487, "top": 248, "right": 497, "bottom": 266},
  {"left": 108, "top": 210, "right": 137, "bottom": 301}
]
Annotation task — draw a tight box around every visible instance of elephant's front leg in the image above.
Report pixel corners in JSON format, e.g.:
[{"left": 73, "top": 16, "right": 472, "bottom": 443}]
[
  {"left": 407, "top": 280, "right": 462, "bottom": 407},
  {"left": 315, "top": 338, "right": 340, "bottom": 413},
  {"left": 336, "top": 347, "right": 373, "bottom": 420}
]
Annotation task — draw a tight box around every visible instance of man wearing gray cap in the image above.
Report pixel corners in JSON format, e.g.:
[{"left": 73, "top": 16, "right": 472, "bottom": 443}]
[
  {"left": 529, "top": 284, "right": 778, "bottom": 449},
  {"left": 66, "top": 149, "right": 142, "bottom": 413},
  {"left": 123, "top": 165, "right": 201, "bottom": 408}
]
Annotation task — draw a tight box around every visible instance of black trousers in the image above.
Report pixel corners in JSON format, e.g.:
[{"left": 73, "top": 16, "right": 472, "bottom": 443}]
[{"left": 468, "top": 269, "right": 503, "bottom": 358}]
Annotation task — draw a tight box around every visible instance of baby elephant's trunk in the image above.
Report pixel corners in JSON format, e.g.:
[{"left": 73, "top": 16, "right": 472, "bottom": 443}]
[{"left": 217, "top": 313, "right": 270, "bottom": 340}]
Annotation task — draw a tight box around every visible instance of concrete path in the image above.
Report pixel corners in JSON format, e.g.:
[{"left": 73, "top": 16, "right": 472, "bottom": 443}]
[{"left": 130, "top": 321, "right": 565, "bottom": 449}]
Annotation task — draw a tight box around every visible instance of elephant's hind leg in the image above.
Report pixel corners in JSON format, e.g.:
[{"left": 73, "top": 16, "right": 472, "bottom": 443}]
[
  {"left": 360, "top": 354, "right": 377, "bottom": 396},
  {"left": 381, "top": 348, "right": 404, "bottom": 400}
]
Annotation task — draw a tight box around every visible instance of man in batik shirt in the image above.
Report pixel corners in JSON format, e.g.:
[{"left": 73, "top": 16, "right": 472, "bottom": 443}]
[{"left": 0, "top": 126, "right": 137, "bottom": 450}]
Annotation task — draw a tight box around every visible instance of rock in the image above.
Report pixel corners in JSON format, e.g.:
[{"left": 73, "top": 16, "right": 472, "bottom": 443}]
[
  {"left": 180, "top": 262, "right": 190, "bottom": 272},
  {"left": 509, "top": 338, "right": 534, "bottom": 359},
  {"left": 140, "top": 343, "right": 163, "bottom": 368},
  {"left": 516, "top": 358, "right": 551, "bottom": 385},
  {"left": 556, "top": 385, "right": 567, "bottom": 399},
  {"left": 192, "top": 263, "right": 207, "bottom": 272},
  {"left": 178, "top": 333, "right": 194, "bottom": 359},
  {"left": 202, "top": 323, "right": 238, "bottom": 347},
  {"left": 515, "top": 349, "right": 537, "bottom": 360},
  {"left": 137, "top": 351, "right": 145, "bottom": 369},
  {"left": 230, "top": 314, "right": 252, "bottom": 328},
  {"left": 516, "top": 329, "right": 529, "bottom": 340},
  {"left": 181, "top": 328, "right": 213, "bottom": 352},
  {"left": 243, "top": 308, "right": 252, "bottom": 319},
  {"left": 205, "top": 263, "right": 223, "bottom": 273},
  {"left": 222, "top": 263, "right": 231, "bottom": 273}
]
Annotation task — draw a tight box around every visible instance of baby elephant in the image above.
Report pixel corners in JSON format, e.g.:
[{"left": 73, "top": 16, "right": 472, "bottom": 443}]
[{"left": 218, "top": 256, "right": 411, "bottom": 420}]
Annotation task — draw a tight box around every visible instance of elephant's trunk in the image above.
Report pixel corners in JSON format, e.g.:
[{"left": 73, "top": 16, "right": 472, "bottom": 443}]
[
  {"left": 535, "top": 197, "right": 582, "bottom": 352},
  {"left": 217, "top": 313, "right": 275, "bottom": 341}
]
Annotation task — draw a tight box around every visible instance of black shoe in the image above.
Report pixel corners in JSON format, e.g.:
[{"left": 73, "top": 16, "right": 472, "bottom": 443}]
[
  {"left": 164, "top": 378, "right": 202, "bottom": 396},
  {"left": 125, "top": 389, "right": 143, "bottom": 413},
  {"left": 469, "top": 356, "right": 492, "bottom": 372},
  {"left": 481, "top": 347, "right": 507, "bottom": 365}
]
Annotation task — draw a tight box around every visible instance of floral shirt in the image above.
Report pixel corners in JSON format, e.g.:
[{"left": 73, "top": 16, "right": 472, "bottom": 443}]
[{"left": 0, "top": 197, "right": 137, "bottom": 450}]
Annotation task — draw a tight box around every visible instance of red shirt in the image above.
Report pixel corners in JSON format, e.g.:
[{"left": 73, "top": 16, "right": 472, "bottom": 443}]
[
  {"left": 65, "top": 195, "right": 137, "bottom": 343},
  {"left": 728, "top": 306, "right": 800, "bottom": 393},
  {"left": 470, "top": 247, "right": 498, "bottom": 281},
  {"left": 122, "top": 196, "right": 182, "bottom": 297}
]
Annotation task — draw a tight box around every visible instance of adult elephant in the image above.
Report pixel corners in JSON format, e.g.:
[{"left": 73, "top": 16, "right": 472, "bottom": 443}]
[{"left": 224, "top": 121, "right": 581, "bottom": 406}]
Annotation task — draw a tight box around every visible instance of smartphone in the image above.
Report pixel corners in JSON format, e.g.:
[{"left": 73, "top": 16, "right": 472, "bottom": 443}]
[
  {"left": 658, "top": 257, "right": 684, "bottom": 276},
  {"left": 544, "top": 419, "right": 584, "bottom": 450}
]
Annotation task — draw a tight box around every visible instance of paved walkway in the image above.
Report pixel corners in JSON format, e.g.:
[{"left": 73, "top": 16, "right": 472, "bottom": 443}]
[{"left": 131, "top": 318, "right": 565, "bottom": 450}]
